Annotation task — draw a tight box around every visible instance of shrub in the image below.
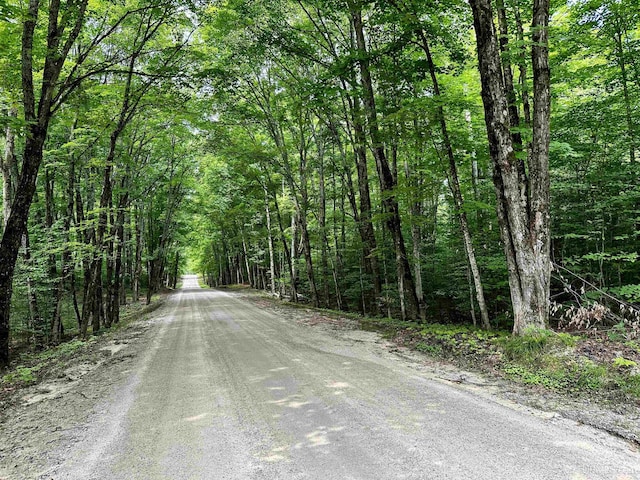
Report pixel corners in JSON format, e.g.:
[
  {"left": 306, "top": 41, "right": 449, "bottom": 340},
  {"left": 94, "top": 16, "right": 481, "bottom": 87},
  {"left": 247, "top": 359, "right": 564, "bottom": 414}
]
[{"left": 612, "top": 356, "right": 637, "bottom": 369}]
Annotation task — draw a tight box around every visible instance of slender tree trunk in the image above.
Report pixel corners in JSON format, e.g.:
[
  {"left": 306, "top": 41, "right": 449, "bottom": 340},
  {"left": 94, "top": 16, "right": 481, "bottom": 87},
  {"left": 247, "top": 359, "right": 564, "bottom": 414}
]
[
  {"left": 331, "top": 169, "right": 345, "bottom": 311},
  {"left": 22, "top": 232, "right": 43, "bottom": 346},
  {"left": 264, "top": 187, "right": 277, "bottom": 295},
  {"left": 417, "top": 28, "right": 490, "bottom": 329},
  {"left": 2, "top": 106, "right": 18, "bottom": 230},
  {"left": 45, "top": 163, "right": 65, "bottom": 342},
  {"left": 293, "top": 144, "right": 319, "bottom": 307},
  {"left": 273, "top": 192, "right": 297, "bottom": 301},
  {"left": 352, "top": 6, "right": 420, "bottom": 320},
  {"left": 351, "top": 93, "right": 382, "bottom": 314},
  {"left": 172, "top": 251, "right": 179, "bottom": 289},
  {"left": 285, "top": 120, "right": 319, "bottom": 307},
  {"left": 133, "top": 205, "right": 143, "bottom": 302},
  {"left": 290, "top": 212, "right": 298, "bottom": 302},
  {"left": 107, "top": 187, "right": 128, "bottom": 326},
  {"left": 317, "top": 145, "right": 331, "bottom": 307},
  {"left": 120, "top": 209, "right": 130, "bottom": 305},
  {"left": 404, "top": 156, "right": 426, "bottom": 321},
  {"left": 614, "top": 26, "right": 636, "bottom": 162},
  {"left": 52, "top": 146, "right": 77, "bottom": 343},
  {"left": 241, "top": 231, "right": 251, "bottom": 286},
  {"left": 83, "top": 129, "right": 118, "bottom": 335},
  {"left": 104, "top": 201, "right": 116, "bottom": 329}
]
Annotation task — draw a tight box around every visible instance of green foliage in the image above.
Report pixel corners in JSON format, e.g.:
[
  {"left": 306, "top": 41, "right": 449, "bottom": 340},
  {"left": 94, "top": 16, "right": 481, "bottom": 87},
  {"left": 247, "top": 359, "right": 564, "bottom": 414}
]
[
  {"left": 617, "top": 374, "right": 640, "bottom": 398},
  {"left": 502, "top": 364, "right": 564, "bottom": 389},
  {"left": 612, "top": 357, "right": 637, "bottom": 369},
  {"left": 1, "top": 0, "right": 639, "bottom": 364},
  {"left": 499, "top": 328, "right": 576, "bottom": 363},
  {"left": 415, "top": 342, "right": 443, "bottom": 356},
  {"left": 625, "top": 341, "right": 640, "bottom": 354},
  {"left": 503, "top": 357, "right": 607, "bottom": 391},
  {"left": 607, "top": 284, "right": 640, "bottom": 303},
  {"left": 607, "top": 322, "right": 628, "bottom": 342},
  {"left": 1, "top": 365, "right": 41, "bottom": 386},
  {"left": 0, "top": 337, "right": 90, "bottom": 390}
]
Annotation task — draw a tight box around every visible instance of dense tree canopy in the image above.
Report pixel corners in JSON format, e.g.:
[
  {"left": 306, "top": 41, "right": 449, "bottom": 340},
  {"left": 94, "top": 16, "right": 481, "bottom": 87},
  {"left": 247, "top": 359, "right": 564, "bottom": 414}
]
[{"left": 1, "top": 0, "right": 639, "bottom": 366}]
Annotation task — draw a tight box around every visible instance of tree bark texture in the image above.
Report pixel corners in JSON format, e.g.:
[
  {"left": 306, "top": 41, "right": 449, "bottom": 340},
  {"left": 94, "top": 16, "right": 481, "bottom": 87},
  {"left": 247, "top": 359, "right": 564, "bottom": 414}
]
[{"left": 469, "top": 0, "right": 551, "bottom": 334}]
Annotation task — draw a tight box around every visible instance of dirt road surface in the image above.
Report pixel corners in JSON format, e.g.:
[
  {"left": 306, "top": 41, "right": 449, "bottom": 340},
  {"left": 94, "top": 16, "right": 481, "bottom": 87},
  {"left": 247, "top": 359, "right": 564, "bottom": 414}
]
[{"left": 2, "top": 275, "right": 639, "bottom": 479}]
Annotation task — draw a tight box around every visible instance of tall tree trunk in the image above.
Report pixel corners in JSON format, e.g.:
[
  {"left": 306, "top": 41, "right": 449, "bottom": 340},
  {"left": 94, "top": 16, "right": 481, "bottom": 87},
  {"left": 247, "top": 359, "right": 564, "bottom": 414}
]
[
  {"left": 469, "top": 0, "right": 551, "bottom": 334},
  {"left": 45, "top": 162, "right": 64, "bottom": 342},
  {"left": 22, "top": 232, "right": 43, "bottom": 346},
  {"left": 106, "top": 185, "right": 128, "bottom": 326},
  {"left": 241, "top": 231, "right": 251, "bottom": 286},
  {"left": 172, "top": 251, "right": 179, "bottom": 289},
  {"left": 404, "top": 154, "right": 426, "bottom": 321},
  {"left": 316, "top": 141, "right": 331, "bottom": 307},
  {"left": 290, "top": 212, "right": 298, "bottom": 302},
  {"left": 614, "top": 25, "right": 636, "bottom": 163},
  {"left": 417, "top": 27, "right": 490, "bottom": 329},
  {"left": 52, "top": 143, "right": 78, "bottom": 343},
  {"left": 133, "top": 205, "right": 143, "bottom": 302},
  {"left": 351, "top": 5, "right": 420, "bottom": 320},
  {"left": 264, "top": 186, "right": 277, "bottom": 295},
  {"left": 273, "top": 192, "right": 297, "bottom": 301},
  {"left": 104, "top": 199, "right": 116, "bottom": 328},
  {"left": 120, "top": 209, "right": 130, "bottom": 305},
  {"left": 350, "top": 89, "right": 382, "bottom": 314},
  {"left": 2, "top": 106, "right": 18, "bottom": 230},
  {"left": 0, "top": 0, "right": 90, "bottom": 366},
  {"left": 294, "top": 144, "right": 319, "bottom": 307},
  {"left": 327, "top": 102, "right": 379, "bottom": 313}
]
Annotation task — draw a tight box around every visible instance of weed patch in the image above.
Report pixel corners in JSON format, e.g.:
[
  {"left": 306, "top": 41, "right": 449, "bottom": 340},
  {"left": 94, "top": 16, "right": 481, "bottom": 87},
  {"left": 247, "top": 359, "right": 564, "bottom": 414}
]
[{"left": 357, "top": 318, "right": 640, "bottom": 403}]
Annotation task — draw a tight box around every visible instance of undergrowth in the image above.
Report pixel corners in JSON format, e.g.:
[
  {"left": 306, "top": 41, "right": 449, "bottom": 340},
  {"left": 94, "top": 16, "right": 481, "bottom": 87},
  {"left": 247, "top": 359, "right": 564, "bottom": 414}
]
[
  {"left": 2, "top": 296, "right": 163, "bottom": 391},
  {"left": 360, "top": 317, "right": 640, "bottom": 402},
  {"left": 1, "top": 339, "right": 88, "bottom": 387}
]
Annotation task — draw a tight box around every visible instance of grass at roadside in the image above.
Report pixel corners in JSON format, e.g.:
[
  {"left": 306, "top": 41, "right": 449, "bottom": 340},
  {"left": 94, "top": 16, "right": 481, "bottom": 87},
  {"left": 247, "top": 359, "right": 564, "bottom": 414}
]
[
  {"left": 1, "top": 297, "right": 164, "bottom": 392},
  {"left": 1, "top": 339, "right": 90, "bottom": 388},
  {"left": 245, "top": 288, "right": 640, "bottom": 404},
  {"left": 360, "top": 316, "right": 640, "bottom": 403},
  {"left": 218, "top": 287, "right": 640, "bottom": 405}
]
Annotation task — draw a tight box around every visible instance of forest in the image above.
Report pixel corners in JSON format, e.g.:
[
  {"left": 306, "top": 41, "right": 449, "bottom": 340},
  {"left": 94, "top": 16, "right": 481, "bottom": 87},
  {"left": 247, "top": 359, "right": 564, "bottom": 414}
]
[{"left": 1, "top": 0, "right": 639, "bottom": 368}]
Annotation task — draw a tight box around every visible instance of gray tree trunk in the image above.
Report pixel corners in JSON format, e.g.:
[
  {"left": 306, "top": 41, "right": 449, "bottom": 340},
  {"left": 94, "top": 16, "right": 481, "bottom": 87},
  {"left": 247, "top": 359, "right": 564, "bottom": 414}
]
[{"left": 469, "top": 0, "right": 551, "bottom": 334}]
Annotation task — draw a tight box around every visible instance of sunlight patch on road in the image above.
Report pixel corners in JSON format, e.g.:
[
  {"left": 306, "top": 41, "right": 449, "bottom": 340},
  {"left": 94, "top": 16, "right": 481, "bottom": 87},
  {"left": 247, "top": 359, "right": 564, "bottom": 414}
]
[
  {"left": 306, "top": 430, "right": 330, "bottom": 447},
  {"left": 292, "top": 426, "right": 345, "bottom": 449},
  {"left": 326, "top": 381, "right": 350, "bottom": 389},
  {"left": 259, "top": 446, "right": 290, "bottom": 463},
  {"left": 267, "top": 395, "right": 312, "bottom": 409},
  {"left": 183, "top": 413, "right": 209, "bottom": 422}
]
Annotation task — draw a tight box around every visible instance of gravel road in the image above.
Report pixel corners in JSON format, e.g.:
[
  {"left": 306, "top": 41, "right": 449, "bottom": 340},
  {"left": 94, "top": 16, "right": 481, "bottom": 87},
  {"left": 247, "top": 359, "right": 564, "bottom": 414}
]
[{"left": 5, "top": 275, "right": 640, "bottom": 479}]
